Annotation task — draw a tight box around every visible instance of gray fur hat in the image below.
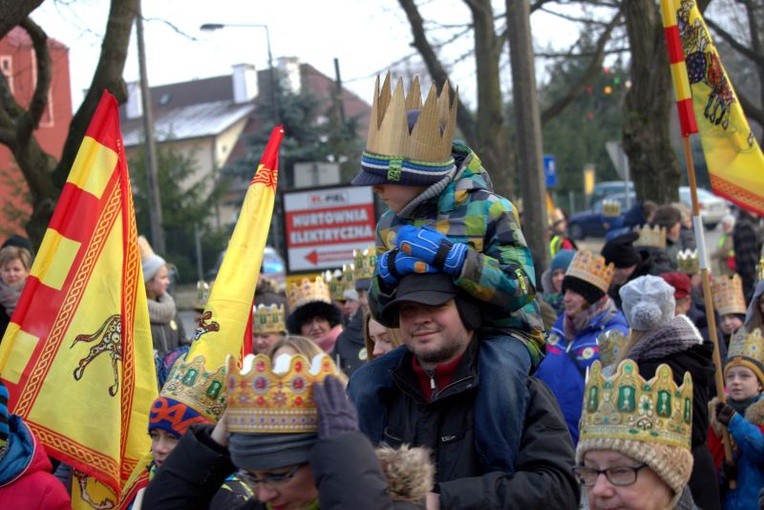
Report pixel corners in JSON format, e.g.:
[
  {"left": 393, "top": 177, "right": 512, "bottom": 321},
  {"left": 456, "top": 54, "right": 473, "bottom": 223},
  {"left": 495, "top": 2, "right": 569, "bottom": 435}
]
[{"left": 619, "top": 275, "right": 676, "bottom": 331}]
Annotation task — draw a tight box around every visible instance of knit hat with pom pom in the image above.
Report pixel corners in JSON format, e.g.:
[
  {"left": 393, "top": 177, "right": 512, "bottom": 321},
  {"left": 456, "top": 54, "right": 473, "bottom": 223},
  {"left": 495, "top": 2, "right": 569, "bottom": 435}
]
[{"left": 619, "top": 275, "right": 676, "bottom": 331}]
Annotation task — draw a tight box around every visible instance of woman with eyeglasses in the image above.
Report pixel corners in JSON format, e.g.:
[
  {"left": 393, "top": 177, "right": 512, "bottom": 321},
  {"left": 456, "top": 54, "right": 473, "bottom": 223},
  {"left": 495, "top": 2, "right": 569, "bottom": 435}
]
[{"left": 574, "top": 359, "right": 698, "bottom": 509}]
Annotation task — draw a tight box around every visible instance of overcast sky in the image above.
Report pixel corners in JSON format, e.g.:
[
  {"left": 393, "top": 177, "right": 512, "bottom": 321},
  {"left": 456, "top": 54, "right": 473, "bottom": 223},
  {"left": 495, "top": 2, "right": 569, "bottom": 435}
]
[{"left": 31, "top": 0, "right": 580, "bottom": 109}]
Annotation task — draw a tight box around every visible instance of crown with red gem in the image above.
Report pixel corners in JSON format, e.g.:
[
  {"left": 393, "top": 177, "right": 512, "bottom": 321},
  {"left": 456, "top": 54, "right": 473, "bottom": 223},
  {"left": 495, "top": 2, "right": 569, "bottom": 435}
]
[{"left": 225, "top": 353, "right": 337, "bottom": 433}]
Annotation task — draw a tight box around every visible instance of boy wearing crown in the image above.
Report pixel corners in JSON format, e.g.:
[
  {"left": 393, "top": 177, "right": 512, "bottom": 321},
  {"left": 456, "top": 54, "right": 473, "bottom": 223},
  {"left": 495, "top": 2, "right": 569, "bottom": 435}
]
[
  {"left": 708, "top": 329, "right": 764, "bottom": 510},
  {"left": 350, "top": 73, "right": 545, "bottom": 473}
]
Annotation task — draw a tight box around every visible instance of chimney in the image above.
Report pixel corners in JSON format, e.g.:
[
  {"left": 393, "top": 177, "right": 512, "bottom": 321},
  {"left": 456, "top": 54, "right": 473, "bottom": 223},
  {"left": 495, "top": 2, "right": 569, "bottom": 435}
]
[
  {"left": 125, "top": 81, "right": 143, "bottom": 119},
  {"left": 232, "top": 63, "right": 258, "bottom": 104},
  {"left": 278, "top": 57, "right": 301, "bottom": 95}
]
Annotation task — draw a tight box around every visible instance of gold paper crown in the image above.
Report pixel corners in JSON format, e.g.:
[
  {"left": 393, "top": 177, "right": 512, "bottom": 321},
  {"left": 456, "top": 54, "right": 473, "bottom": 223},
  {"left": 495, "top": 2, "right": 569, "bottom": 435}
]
[
  {"left": 757, "top": 258, "right": 764, "bottom": 281},
  {"left": 287, "top": 276, "right": 332, "bottom": 311},
  {"left": 194, "top": 280, "right": 210, "bottom": 311},
  {"left": 252, "top": 304, "right": 286, "bottom": 334},
  {"left": 597, "top": 329, "right": 629, "bottom": 367},
  {"left": 601, "top": 200, "right": 622, "bottom": 218},
  {"left": 341, "top": 263, "right": 355, "bottom": 294},
  {"left": 633, "top": 224, "right": 666, "bottom": 249},
  {"left": 161, "top": 354, "right": 227, "bottom": 423},
  {"left": 580, "top": 359, "right": 693, "bottom": 449},
  {"left": 353, "top": 245, "right": 377, "bottom": 282},
  {"left": 565, "top": 250, "right": 616, "bottom": 293},
  {"left": 676, "top": 249, "right": 699, "bottom": 274},
  {"left": 225, "top": 353, "right": 336, "bottom": 433},
  {"left": 322, "top": 269, "right": 345, "bottom": 302},
  {"left": 711, "top": 274, "right": 746, "bottom": 316},
  {"left": 365, "top": 73, "right": 458, "bottom": 163},
  {"left": 727, "top": 328, "right": 764, "bottom": 381}
]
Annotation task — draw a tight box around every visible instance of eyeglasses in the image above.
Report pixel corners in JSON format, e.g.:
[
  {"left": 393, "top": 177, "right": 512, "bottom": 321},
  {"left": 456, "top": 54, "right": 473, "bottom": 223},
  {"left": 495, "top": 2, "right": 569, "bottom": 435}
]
[
  {"left": 573, "top": 464, "right": 648, "bottom": 487},
  {"left": 244, "top": 463, "right": 306, "bottom": 487}
]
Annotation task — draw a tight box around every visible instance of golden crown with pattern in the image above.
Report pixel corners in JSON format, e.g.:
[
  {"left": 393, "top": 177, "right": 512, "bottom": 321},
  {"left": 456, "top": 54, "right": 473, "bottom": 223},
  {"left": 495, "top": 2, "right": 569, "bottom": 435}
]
[
  {"left": 225, "top": 353, "right": 336, "bottom": 433},
  {"left": 580, "top": 359, "right": 693, "bottom": 449},
  {"left": 287, "top": 276, "right": 332, "bottom": 311},
  {"left": 565, "top": 250, "right": 616, "bottom": 293},
  {"left": 161, "top": 354, "right": 227, "bottom": 423},
  {"left": 601, "top": 200, "right": 622, "bottom": 218},
  {"left": 677, "top": 249, "right": 700, "bottom": 275},
  {"left": 711, "top": 274, "right": 746, "bottom": 316},
  {"left": 341, "top": 264, "right": 355, "bottom": 294},
  {"left": 633, "top": 224, "right": 667, "bottom": 249},
  {"left": 727, "top": 328, "right": 764, "bottom": 378},
  {"left": 757, "top": 258, "right": 764, "bottom": 281},
  {"left": 353, "top": 245, "right": 377, "bottom": 282},
  {"left": 597, "top": 329, "right": 629, "bottom": 368},
  {"left": 365, "top": 73, "right": 458, "bottom": 164},
  {"left": 252, "top": 304, "right": 286, "bottom": 334},
  {"left": 322, "top": 269, "right": 345, "bottom": 302}
]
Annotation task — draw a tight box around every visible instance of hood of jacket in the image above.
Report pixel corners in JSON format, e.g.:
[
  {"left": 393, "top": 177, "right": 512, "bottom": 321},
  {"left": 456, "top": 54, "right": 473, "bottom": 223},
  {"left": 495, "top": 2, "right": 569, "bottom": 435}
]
[
  {"left": 435, "top": 141, "right": 493, "bottom": 214},
  {"left": 0, "top": 415, "right": 52, "bottom": 487}
]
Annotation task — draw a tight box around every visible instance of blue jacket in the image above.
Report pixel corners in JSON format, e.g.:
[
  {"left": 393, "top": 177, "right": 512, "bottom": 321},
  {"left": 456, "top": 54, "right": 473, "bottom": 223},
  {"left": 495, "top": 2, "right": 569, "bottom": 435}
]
[{"left": 535, "top": 303, "right": 629, "bottom": 444}]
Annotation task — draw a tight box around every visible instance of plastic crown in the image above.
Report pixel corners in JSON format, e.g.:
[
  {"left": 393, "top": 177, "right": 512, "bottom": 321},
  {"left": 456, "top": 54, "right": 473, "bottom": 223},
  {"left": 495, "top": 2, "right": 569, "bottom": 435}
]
[
  {"left": 597, "top": 329, "right": 628, "bottom": 368},
  {"left": 252, "top": 304, "right": 286, "bottom": 334},
  {"left": 225, "top": 353, "right": 336, "bottom": 433},
  {"left": 580, "top": 359, "right": 693, "bottom": 449},
  {"left": 565, "top": 250, "right": 616, "bottom": 293},
  {"left": 601, "top": 200, "right": 622, "bottom": 218},
  {"left": 727, "top": 328, "right": 764, "bottom": 367},
  {"left": 161, "top": 354, "right": 227, "bottom": 423},
  {"left": 633, "top": 224, "right": 666, "bottom": 249},
  {"left": 365, "top": 73, "right": 458, "bottom": 164},
  {"left": 287, "top": 276, "right": 332, "bottom": 312},
  {"left": 676, "top": 249, "right": 700, "bottom": 275},
  {"left": 353, "top": 245, "right": 377, "bottom": 282},
  {"left": 711, "top": 274, "right": 746, "bottom": 316}
]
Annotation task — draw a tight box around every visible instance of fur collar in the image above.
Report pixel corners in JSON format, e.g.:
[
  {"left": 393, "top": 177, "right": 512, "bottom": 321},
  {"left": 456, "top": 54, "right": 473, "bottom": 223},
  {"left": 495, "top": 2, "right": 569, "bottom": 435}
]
[
  {"left": 376, "top": 444, "right": 434, "bottom": 504},
  {"left": 709, "top": 395, "right": 764, "bottom": 437}
]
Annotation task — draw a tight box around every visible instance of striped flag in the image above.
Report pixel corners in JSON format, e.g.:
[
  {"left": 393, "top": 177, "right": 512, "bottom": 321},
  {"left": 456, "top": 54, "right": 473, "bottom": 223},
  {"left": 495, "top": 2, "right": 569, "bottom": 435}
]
[
  {"left": 185, "top": 125, "right": 283, "bottom": 367},
  {"left": 660, "top": 0, "right": 764, "bottom": 215},
  {"left": 0, "top": 91, "right": 157, "bottom": 507}
]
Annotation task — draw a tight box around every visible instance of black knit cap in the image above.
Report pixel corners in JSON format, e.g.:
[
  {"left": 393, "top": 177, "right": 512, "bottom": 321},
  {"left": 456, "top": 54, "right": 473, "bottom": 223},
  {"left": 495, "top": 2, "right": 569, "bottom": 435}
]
[
  {"left": 601, "top": 231, "right": 641, "bottom": 269},
  {"left": 562, "top": 275, "right": 605, "bottom": 304}
]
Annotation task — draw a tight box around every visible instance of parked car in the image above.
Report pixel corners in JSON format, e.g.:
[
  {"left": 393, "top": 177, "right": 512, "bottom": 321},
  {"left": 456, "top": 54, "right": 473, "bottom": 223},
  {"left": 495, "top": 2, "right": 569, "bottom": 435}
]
[
  {"left": 568, "top": 191, "right": 635, "bottom": 240},
  {"left": 678, "top": 186, "right": 728, "bottom": 230},
  {"left": 590, "top": 180, "right": 635, "bottom": 207}
]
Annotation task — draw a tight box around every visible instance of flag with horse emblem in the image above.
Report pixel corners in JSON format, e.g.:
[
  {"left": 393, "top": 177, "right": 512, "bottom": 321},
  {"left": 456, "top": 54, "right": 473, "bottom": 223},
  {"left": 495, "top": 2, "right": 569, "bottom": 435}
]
[{"left": 0, "top": 91, "right": 157, "bottom": 508}]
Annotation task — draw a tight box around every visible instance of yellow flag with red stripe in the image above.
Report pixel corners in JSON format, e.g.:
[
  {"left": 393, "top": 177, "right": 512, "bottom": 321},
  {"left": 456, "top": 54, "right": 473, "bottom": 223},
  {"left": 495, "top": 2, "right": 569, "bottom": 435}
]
[
  {"left": 0, "top": 91, "right": 157, "bottom": 507},
  {"left": 661, "top": 0, "right": 764, "bottom": 215}
]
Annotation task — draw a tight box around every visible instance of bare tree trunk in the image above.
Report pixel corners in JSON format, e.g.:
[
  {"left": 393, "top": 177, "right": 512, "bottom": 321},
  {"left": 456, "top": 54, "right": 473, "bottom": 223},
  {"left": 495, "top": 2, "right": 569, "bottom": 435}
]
[
  {"left": 0, "top": 0, "right": 44, "bottom": 38},
  {"left": 622, "top": 0, "right": 681, "bottom": 204}
]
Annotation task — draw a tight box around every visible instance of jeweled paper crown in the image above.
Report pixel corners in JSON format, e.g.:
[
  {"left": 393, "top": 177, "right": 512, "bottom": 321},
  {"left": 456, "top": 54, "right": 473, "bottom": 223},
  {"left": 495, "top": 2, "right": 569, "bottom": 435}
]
[
  {"left": 341, "top": 263, "right": 355, "bottom": 294},
  {"left": 161, "top": 354, "right": 227, "bottom": 423},
  {"left": 677, "top": 249, "right": 699, "bottom": 275},
  {"left": 287, "top": 276, "right": 332, "bottom": 311},
  {"left": 727, "top": 328, "right": 764, "bottom": 378},
  {"left": 597, "top": 329, "right": 628, "bottom": 367},
  {"left": 633, "top": 224, "right": 666, "bottom": 249},
  {"left": 757, "top": 258, "right": 764, "bottom": 281},
  {"left": 225, "top": 353, "right": 336, "bottom": 433},
  {"left": 353, "top": 245, "right": 377, "bottom": 282},
  {"left": 323, "top": 269, "right": 345, "bottom": 302},
  {"left": 565, "top": 250, "right": 616, "bottom": 293},
  {"left": 711, "top": 274, "right": 746, "bottom": 316},
  {"left": 365, "top": 73, "right": 458, "bottom": 164},
  {"left": 252, "top": 304, "right": 286, "bottom": 334},
  {"left": 580, "top": 359, "right": 693, "bottom": 449},
  {"left": 601, "top": 200, "right": 622, "bottom": 218}
]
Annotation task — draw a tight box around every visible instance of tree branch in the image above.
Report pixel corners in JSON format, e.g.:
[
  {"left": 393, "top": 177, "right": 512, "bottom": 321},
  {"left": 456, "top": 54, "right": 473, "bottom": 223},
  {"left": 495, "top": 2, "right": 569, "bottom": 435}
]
[
  {"left": 0, "top": 0, "right": 44, "bottom": 39},
  {"left": 17, "top": 17, "right": 51, "bottom": 140},
  {"left": 705, "top": 16, "right": 764, "bottom": 68}
]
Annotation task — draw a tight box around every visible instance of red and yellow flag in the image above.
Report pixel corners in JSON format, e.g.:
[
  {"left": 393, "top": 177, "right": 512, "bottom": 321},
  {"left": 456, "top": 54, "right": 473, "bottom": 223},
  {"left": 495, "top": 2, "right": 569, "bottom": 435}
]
[
  {"left": 661, "top": 0, "right": 764, "bottom": 214},
  {"left": 185, "top": 125, "right": 283, "bottom": 366},
  {"left": 0, "top": 91, "right": 157, "bottom": 508}
]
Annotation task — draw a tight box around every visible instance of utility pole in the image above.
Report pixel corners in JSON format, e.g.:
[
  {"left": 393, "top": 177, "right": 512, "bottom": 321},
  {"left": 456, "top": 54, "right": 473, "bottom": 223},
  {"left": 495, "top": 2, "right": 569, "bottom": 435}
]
[
  {"left": 136, "top": 1, "right": 165, "bottom": 253},
  {"left": 507, "top": 0, "right": 549, "bottom": 271}
]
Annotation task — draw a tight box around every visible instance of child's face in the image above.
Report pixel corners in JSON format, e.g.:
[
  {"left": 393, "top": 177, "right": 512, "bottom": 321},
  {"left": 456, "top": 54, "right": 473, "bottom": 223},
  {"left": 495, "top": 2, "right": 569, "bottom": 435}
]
[
  {"left": 551, "top": 269, "right": 566, "bottom": 293},
  {"left": 372, "top": 184, "right": 426, "bottom": 213},
  {"left": 1, "top": 258, "right": 29, "bottom": 287},
  {"left": 720, "top": 314, "right": 743, "bottom": 335},
  {"left": 725, "top": 365, "right": 762, "bottom": 401}
]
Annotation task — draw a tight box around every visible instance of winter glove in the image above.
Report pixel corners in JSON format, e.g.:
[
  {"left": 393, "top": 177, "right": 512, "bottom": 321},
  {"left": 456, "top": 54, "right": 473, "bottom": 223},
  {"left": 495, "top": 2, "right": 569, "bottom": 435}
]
[
  {"left": 395, "top": 225, "right": 468, "bottom": 276},
  {"left": 314, "top": 375, "right": 359, "bottom": 439},
  {"left": 715, "top": 400, "right": 736, "bottom": 425},
  {"left": 378, "top": 249, "right": 436, "bottom": 287},
  {"left": 720, "top": 461, "right": 737, "bottom": 491}
]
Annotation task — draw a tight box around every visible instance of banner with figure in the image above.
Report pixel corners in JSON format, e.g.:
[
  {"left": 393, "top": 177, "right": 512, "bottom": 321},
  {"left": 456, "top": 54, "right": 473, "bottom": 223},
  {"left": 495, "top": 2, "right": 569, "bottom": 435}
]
[
  {"left": 0, "top": 91, "right": 157, "bottom": 507},
  {"left": 669, "top": 0, "right": 764, "bottom": 214}
]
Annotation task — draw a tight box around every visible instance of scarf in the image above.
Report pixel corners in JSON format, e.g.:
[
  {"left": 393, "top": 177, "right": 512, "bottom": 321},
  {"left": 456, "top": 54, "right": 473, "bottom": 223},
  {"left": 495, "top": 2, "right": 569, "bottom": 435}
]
[
  {"left": 562, "top": 296, "right": 617, "bottom": 341},
  {"left": 729, "top": 394, "right": 761, "bottom": 416},
  {"left": 0, "top": 280, "right": 23, "bottom": 315},
  {"left": 626, "top": 315, "right": 702, "bottom": 362},
  {"left": 147, "top": 293, "right": 177, "bottom": 324},
  {"left": 315, "top": 324, "right": 343, "bottom": 353}
]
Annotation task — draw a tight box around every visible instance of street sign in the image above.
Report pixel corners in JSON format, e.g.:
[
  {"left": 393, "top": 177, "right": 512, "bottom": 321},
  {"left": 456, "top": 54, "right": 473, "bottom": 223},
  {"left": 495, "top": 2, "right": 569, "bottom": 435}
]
[
  {"left": 605, "top": 141, "right": 630, "bottom": 181},
  {"left": 283, "top": 185, "right": 376, "bottom": 273},
  {"left": 543, "top": 155, "right": 557, "bottom": 188}
]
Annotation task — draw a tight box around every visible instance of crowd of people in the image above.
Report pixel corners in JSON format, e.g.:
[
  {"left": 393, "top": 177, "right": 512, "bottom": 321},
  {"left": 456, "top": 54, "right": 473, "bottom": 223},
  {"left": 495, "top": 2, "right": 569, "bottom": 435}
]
[{"left": 1, "top": 72, "right": 764, "bottom": 509}]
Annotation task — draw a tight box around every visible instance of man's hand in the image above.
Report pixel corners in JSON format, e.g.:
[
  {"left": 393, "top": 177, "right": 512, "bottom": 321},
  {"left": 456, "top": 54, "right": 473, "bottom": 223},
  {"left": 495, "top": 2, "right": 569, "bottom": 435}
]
[
  {"left": 396, "top": 225, "right": 467, "bottom": 275},
  {"left": 378, "top": 249, "right": 436, "bottom": 287}
]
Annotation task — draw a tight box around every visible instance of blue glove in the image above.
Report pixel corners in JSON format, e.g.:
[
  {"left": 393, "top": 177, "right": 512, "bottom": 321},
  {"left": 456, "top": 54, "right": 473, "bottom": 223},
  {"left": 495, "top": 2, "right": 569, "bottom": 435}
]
[
  {"left": 378, "top": 249, "right": 436, "bottom": 287},
  {"left": 396, "top": 225, "right": 468, "bottom": 275}
]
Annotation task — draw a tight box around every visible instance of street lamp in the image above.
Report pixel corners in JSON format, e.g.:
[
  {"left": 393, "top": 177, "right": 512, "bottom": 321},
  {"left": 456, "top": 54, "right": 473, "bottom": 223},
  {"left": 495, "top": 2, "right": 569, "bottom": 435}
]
[{"left": 200, "top": 23, "right": 280, "bottom": 125}]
